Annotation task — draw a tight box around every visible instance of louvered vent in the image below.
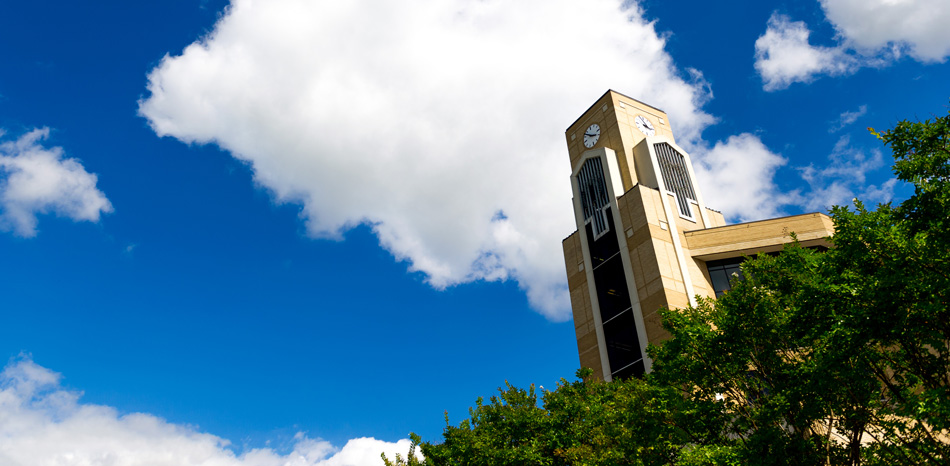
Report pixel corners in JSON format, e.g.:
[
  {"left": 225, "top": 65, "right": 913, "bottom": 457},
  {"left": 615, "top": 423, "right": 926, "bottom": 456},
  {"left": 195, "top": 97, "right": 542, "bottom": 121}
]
[
  {"left": 654, "top": 143, "right": 696, "bottom": 218},
  {"left": 577, "top": 157, "right": 610, "bottom": 238}
]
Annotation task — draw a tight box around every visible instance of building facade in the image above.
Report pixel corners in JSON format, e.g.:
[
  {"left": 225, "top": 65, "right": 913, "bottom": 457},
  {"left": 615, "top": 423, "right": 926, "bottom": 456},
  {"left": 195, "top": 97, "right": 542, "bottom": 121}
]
[{"left": 562, "top": 90, "right": 834, "bottom": 380}]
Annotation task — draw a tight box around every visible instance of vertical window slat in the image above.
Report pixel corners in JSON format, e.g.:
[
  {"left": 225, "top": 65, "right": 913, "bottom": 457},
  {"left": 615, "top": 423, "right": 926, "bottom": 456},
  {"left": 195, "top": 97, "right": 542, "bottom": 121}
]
[
  {"left": 654, "top": 143, "right": 696, "bottom": 218},
  {"left": 577, "top": 157, "right": 611, "bottom": 237}
]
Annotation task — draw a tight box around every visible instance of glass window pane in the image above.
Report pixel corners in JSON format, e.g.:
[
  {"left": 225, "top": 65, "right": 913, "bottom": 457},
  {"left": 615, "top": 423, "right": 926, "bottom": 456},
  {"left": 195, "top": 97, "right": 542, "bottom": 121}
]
[
  {"left": 593, "top": 256, "right": 632, "bottom": 322},
  {"left": 710, "top": 268, "right": 731, "bottom": 296},
  {"left": 584, "top": 207, "right": 619, "bottom": 267},
  {"left": 724, "top": 265, "right": 743, "bottom": 282},
  {"left": 707, "top": 257, "right": 746, "bottom": 298},
  {"left": 602, "top": 310, "right": 642, "bottom": 375},
  {"left": 612, "top": 358, "right": 645, "bottom": 380}
]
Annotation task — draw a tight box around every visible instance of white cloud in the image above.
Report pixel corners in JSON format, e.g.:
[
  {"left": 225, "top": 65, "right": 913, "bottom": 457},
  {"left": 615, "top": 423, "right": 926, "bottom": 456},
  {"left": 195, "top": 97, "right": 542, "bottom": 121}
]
[
  {"left": 692, "top": 134, "right": 791, "bottom": 222},
  {"left": 830, "top": 105, "right": 867, "bottom": 133},
  {"left": 691, "top": 130, "right": 896, "bottom": 221},
  {"left": 0, "top": 128, "right": 112, "bottom": 237},
  {"left": 754, "top": 13, "right": 856, "bottom": 91},
  {"left": 755, "top": 0, "right": 950, "bottom": 90},
  {"left": 795, "top": 134, "right": 896, "bottom": 210},
  {"left": 820, "top": 0, "right": 950, "bottom": 62},
  {"left": 139, "top": 0, "right": 715, "bottom": 320},
  {"left": 0, "top": 356, "right": 415, "bottom": 466}
]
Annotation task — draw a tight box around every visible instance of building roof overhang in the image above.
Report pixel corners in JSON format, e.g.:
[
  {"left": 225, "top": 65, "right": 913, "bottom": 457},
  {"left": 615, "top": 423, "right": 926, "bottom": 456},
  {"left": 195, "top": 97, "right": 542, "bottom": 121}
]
[{"left": 685, "top": 212, "right": 834, "bottom": 261}]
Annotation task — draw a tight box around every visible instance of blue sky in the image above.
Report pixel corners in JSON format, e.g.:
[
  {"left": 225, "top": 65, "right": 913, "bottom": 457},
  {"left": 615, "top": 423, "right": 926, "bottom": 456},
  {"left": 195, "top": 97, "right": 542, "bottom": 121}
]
[{"left": 0, "top": 0, "right": 947, "bottom": 463}]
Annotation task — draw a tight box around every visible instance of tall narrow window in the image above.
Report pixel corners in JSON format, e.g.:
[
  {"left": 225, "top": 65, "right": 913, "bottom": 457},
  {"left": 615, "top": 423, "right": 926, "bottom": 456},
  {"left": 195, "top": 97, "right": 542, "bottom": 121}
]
[
  {"left": 654, "top": 143, "right": 697, "bottom": 218},
  {"left": 577, "top": 157, "right": 610, "bottom": 238},
  {"left": 583, "top": 207, "right": 643, "bottom": 380}
]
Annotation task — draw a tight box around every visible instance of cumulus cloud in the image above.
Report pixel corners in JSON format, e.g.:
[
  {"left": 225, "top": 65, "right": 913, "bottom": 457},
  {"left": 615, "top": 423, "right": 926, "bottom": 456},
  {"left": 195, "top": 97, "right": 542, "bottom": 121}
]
[
  {"left": 692, "top": 134, "right": 791, "bottom": 222},
  {"left": 0, "top": 356, "right": 414, "bottom": 466},
  {"left": 830, "top": 105, "right": 867, "bottom": 133},
  {"left": 820, "top": 0, "right": 950, "bottom": 62},
  {"left": 138, "top": 0, "right": 715, "bottom": 320},
  {"left": 691, "top": 130, "right": 896, "bottom": 221},
  {"left": 0, "top": 128, "right": 112, "bottom": 237},
  {"left": 755, "top": 0, "right": 950, "bottom": 90},
  {"left": 754, "top": 13, "right": 856, "bottom": 91},
  {"left": 795, "top": 134, "right": 896, "bottom": 210}
]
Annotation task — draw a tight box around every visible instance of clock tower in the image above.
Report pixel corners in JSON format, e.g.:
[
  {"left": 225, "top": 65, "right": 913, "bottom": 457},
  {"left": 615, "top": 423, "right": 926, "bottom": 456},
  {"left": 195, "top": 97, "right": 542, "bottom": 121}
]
[{"left": 562, "top": 90, "right": 834, "bottom": 380}]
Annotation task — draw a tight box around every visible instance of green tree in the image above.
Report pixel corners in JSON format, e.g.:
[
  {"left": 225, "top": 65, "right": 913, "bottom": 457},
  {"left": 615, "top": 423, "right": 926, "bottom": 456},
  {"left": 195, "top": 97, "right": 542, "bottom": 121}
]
[
  {"left": 651, "top": 106, "right": 950, "bottom": 465},
  {"left": 652, "top": 242, "right": 884, "bottom": 465},
  {"left": 411, "top": 370, "right": 732, "bottom": 466},
  {"left": 391, "top": 105, "right": 950, "bottom": 465},
  {"left": 382, "top": 433, "right": 426, "bottom": 466}
]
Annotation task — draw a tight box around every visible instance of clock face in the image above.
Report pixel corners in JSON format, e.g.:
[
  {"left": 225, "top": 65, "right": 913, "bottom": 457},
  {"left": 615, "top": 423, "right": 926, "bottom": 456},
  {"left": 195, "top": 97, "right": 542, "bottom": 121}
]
[
  {"left": 583, "top": 124, "right": 601, "bottom": 148},
  {"left": 635, "top": 115, "right": 656, "bottom": 136}
]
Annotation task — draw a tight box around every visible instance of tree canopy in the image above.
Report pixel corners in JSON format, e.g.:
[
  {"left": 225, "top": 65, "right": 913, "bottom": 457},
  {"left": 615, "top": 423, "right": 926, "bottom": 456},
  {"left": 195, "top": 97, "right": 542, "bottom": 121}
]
[{"left": 387, "top": 105, "right": 950, "bottom": 465}]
